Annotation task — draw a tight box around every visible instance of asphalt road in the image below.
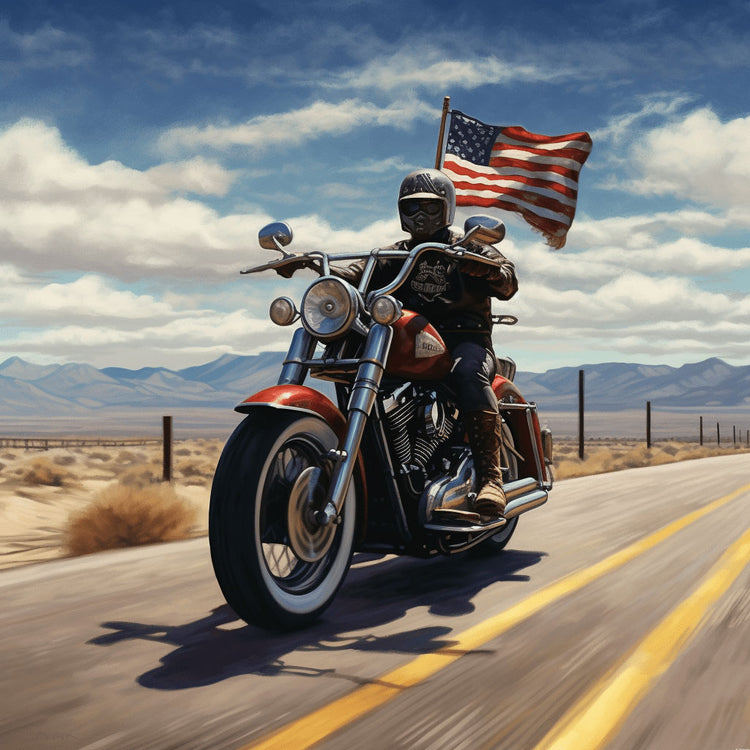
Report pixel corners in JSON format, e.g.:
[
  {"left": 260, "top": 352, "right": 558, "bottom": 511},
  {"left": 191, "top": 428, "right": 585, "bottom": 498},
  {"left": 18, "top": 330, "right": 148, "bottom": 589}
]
[{"left": 1, "top": 453, "right": 749, "bottom": 750}]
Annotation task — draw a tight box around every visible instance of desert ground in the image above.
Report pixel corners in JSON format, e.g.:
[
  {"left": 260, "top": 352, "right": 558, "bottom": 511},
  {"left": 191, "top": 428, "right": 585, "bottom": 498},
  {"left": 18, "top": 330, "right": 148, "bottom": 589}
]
[
  {"left": 2, "top": 433, "right": 749, "bottom": 572},
  {"left": 0, "top": 438, "right": 224, "bottom": 571}
]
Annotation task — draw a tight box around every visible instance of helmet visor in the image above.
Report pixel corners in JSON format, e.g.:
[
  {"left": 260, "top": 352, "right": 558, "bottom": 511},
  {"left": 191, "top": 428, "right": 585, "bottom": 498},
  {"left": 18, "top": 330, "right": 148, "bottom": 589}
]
[{"left": 399, "top": 198, "right": 443, "bottom": 217}]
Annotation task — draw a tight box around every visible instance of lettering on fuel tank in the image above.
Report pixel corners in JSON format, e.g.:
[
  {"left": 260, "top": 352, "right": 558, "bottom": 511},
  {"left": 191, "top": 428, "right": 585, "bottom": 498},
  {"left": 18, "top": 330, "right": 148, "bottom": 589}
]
[{"left": 414, "top": 330, "right": 446, "bottom": 358}]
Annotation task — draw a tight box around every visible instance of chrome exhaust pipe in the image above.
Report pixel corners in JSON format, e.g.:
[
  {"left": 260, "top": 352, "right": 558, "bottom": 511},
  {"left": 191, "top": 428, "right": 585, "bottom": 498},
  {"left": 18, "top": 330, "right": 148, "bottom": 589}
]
[
  {"left": 503, "top": 477, "right": 539, "bottom": 501},
  {"left": 504, "top": 486, "right": 548, "bottom": 520},
  {"left": 424, "top": 477, "right": 548, "bottom": 533}
]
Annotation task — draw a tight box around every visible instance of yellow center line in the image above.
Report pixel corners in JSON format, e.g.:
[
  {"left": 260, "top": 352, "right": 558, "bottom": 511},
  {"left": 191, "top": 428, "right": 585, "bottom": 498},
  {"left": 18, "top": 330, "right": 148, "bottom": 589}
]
[
  {"left": 532, "top": 521, "right": 750, "bottom": 750},
  {"left": 244, "top": 481, "right": 750, "bottom": 750}
]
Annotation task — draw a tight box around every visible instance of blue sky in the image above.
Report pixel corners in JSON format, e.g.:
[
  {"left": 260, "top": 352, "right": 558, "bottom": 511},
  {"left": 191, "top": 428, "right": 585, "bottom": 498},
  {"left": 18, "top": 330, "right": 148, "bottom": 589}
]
[{"left": 1, "top": 0, "right": 750, "bottom": 372}]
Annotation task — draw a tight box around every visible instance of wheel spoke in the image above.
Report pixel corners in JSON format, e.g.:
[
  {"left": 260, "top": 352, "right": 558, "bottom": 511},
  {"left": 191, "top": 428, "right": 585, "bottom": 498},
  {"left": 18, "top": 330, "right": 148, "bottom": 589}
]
[{"left": 262, "top": 543, "right": 299, "bottom": 578}]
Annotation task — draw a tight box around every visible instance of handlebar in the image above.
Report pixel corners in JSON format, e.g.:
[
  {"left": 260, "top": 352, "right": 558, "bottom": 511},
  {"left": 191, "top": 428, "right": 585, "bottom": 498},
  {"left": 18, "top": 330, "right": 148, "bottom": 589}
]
[{"left": 241, "top": 226, "right": 505, "bottom": 299}]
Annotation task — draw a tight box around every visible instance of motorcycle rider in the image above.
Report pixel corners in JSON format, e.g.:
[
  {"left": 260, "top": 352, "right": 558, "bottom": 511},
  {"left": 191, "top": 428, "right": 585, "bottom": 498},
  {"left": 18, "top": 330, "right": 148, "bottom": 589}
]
[{"left": 278, "top": 168, "right": 518, "bottom": 519}]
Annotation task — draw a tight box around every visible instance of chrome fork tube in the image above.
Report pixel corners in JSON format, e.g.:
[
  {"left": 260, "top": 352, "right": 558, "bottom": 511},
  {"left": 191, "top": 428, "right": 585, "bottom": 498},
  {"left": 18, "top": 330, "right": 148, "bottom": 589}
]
[
  {"left": 278, "top": 327, "right": 316, "bottom": 385},
  {"left": 319, "top": 324, "right": 392, "bottom": 522}
]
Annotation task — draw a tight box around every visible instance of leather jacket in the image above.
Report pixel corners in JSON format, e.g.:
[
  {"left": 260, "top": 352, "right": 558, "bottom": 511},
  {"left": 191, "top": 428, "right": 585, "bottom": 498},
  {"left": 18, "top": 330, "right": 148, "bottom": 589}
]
[{"left": 331, "top": 228, "right": 517, "bottom": 336}]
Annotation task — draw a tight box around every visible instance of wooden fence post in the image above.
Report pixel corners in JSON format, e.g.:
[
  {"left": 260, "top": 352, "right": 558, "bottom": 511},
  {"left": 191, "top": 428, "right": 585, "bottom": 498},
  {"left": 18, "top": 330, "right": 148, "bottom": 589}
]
[
  {"left": 717, "top": 422, "right": 720, "bottom": 447},
  {"left": 162, "top": 415, "right": 173, "bottom": 482},
  {"left": 646, "top": 401, "right": 651, "bottom": 449},
  {"left": 699, "top": 416, "right": 703, "bottom": 446},
  {"left": 578, "top": 369, "right": 585, "bottom": 460}
]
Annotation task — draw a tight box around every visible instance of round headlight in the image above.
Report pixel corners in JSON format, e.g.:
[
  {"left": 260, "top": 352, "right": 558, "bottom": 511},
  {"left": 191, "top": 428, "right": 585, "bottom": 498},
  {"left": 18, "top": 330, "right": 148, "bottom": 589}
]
[
  {"left": 269, "top": 296, "right": 298, "bottom": 326},
  {"left": 370, "top": 295, "right": 402, "bottom": 325},
  {"left": 301, "top": 277, "right": 359, "bottom": 341}
]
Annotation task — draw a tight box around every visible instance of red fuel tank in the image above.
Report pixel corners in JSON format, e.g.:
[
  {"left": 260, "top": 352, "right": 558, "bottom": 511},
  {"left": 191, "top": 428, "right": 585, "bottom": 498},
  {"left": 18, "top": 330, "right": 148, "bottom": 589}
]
[{"left": 385, "top": 310, "right": 453, "bottom": 380}]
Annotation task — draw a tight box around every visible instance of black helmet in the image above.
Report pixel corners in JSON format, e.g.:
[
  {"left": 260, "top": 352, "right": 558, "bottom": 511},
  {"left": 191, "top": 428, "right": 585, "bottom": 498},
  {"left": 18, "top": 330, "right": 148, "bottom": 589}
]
[{"left": 398, "top": 168, "right": 456, "bottom": 240}]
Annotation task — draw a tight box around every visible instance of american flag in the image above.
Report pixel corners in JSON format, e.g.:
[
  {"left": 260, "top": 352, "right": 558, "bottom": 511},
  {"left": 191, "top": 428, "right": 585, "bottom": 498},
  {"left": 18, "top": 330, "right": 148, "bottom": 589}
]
[{"left": 442, "top": 110, "right": 592, "bottom": 249}]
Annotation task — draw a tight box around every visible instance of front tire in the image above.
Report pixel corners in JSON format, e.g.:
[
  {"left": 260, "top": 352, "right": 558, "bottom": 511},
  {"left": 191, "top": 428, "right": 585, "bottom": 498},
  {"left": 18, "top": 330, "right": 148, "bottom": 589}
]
[{"left": 209, "top": 411, "right": 357, "bottom": 630}]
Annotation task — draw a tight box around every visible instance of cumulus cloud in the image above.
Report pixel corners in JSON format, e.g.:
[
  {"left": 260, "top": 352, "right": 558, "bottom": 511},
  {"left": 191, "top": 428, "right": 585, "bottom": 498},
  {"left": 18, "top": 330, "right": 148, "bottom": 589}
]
[
  {"left": 627, "top": 107, "right": 750, "bottom": 209},
  {"left": 0, "top": 267, "right": 291, "bottom": 368},
  {"left": 158, "top": 98, "right": 437, "bottom": 152},
  {"left": 0, "top": 273, "right": 183, "bottom": 324},
  {"left": 0, "top": 119, "right": 269, "bottom": 278},
  {"left": 497, "top": 271, "right": 750, "bottom": 365},
  {"left": 0, "top": 307, "right": 295, "bottom": 370}
]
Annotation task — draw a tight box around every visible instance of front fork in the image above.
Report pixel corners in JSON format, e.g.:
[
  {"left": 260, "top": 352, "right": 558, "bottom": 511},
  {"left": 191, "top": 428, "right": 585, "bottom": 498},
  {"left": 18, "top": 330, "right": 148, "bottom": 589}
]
[{"left": 317, "top": 324, "right": 393, "bottom": 525}]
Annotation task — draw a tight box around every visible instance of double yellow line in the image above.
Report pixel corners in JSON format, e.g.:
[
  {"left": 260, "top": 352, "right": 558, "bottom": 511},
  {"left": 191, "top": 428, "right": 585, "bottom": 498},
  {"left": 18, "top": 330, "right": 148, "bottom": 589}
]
[{"left": 245, "top": 481, "right": 750, "bottom": 750}]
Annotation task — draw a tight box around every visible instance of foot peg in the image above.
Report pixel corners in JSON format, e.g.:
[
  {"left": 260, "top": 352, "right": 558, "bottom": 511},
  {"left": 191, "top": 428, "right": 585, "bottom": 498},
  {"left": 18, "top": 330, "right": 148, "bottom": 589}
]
[{"left": 431, "top": 508, "right": 481, "bottom": 524}]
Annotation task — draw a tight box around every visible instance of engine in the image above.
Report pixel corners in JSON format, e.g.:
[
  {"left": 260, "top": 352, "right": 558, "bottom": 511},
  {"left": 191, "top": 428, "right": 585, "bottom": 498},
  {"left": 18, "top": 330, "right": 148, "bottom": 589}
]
[{"left": 382, "top": 382, "right": 459, "bottom": 496}]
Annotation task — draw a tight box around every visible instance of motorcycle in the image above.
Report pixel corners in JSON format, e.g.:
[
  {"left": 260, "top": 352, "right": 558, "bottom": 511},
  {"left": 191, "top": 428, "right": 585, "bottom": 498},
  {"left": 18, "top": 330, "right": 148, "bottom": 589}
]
[{"left": 209, "top": 215, "right": 553, "bottom": 630}]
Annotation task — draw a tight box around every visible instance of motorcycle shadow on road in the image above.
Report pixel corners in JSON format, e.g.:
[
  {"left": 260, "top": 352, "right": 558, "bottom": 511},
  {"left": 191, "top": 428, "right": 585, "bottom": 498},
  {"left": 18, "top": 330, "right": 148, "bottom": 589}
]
[{"left": 88, "top": 548, "right": 545, "bottom": 691}]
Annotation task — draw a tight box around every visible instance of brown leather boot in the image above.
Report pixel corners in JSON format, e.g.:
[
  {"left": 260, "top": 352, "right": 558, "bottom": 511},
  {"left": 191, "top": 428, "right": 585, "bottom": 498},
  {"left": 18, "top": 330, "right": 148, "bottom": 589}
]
[{"left": 464, "top": 410, "right": 507, "bottom": 518}]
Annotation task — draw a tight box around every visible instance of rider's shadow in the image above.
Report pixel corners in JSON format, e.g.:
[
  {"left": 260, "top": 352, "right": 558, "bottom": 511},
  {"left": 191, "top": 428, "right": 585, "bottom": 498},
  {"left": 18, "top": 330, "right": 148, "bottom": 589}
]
[{"left": 88, "top": 548, "right": 545, "bottom": 690}]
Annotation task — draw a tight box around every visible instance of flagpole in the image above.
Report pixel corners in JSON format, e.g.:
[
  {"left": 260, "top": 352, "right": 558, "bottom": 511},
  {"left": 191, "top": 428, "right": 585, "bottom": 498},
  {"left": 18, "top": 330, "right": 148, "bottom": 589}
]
[{"left": 434, "top": 96, "right": 450, "bottom": 169}]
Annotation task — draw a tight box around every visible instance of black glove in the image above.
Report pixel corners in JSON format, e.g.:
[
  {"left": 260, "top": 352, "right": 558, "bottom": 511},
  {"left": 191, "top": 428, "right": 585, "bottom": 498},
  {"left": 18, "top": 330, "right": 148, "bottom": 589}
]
[
  {"left": 461, "top": 244, "right": 507, "bottom": 281},
  {"left": 274, "top": 257, "right": 316, "bottom": 278}
]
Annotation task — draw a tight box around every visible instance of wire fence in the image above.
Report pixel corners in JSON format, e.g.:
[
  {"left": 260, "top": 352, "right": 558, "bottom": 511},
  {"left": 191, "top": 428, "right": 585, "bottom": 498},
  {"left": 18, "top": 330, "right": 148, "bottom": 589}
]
[
  {"left": 0, "top": 416, "right": 174, "bottom": 482},
  {"left": 0, "top": 437, "right": 161, "bottom": 450}
]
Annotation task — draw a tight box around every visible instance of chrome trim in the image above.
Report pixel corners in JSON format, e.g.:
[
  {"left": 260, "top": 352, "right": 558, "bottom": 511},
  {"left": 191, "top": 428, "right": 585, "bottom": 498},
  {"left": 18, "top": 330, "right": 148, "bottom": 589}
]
[
  {"left": 526, "top": 406, "right": 545, "bottom": 484},
  {"left": 278, "top": 328, "right": 316, "bottom": 385},
  {"left": 424, "top": 516, "right": 508, "bottom": 534},
  {"left": 301, "top": 276, "right": 361, "bottom": 342},
  {"left": 325, "top": 324, "right": 393, "bottom": 515},
  {"left": 504, "top": 488, "right": 549, "bottom": 519},
  {"left": 503, "top": 476, "right": 538, "bottom": 499}
]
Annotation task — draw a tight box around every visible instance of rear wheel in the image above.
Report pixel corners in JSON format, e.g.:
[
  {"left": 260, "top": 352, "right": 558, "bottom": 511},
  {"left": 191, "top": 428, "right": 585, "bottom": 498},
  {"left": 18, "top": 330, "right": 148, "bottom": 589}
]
[{"left": 209, "top": 411, "right": 356, "bottom": 630}]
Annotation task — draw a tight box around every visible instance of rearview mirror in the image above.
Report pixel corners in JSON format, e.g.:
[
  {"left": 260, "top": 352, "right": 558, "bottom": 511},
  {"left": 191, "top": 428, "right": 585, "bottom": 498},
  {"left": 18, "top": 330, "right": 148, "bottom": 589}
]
[
  {"left": 259, "top": 222, "right": 293, "bottom": 251},
  {"left": 462, "top": 215, "right": 506, "bottom": 245}
]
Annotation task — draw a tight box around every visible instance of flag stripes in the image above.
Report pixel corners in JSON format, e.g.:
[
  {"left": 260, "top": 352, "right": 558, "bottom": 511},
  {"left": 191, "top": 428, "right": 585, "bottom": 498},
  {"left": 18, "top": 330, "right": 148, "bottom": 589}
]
[{"left": 442, "top": 111, "right": 592, "bottom": 248}]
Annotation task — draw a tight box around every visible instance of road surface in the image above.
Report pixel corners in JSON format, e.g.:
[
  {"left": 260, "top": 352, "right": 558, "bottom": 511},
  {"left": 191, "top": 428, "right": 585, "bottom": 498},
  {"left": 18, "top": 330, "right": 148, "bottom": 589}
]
[{"left": 1, "top": 453, "right": 749, "bottom": 750}]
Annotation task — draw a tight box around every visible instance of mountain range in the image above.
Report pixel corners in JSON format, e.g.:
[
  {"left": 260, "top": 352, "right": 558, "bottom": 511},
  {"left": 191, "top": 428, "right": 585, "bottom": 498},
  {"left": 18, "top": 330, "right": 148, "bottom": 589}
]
[{"left": 0, "top": 354, "right": 748, "bottom": 417}]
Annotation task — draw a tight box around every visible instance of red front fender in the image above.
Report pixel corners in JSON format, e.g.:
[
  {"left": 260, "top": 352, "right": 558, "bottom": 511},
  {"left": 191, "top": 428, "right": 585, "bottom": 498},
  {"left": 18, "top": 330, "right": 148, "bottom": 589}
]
[
  {"left": 235, "top": 384, "right": 368, "bottom": 523},
  {"left": 236, "top": 385, "right": 347, "bottom": 437}
]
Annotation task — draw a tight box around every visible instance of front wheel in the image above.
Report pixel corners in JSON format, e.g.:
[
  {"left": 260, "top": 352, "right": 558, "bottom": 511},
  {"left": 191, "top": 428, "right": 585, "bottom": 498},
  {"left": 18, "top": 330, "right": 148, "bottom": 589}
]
[{"left": 209, "top": 411, "right": 357, "bottom": 630}]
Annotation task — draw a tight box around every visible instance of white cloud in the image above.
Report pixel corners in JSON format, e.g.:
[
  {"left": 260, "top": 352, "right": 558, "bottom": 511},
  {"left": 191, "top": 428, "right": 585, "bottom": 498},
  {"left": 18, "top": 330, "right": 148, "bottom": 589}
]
[
  {"left": 328, "top": 52, "right": 568, "bottom": 92},
  {"left": 0, "top": 119, "right": 270, "bottom": 278},
  {"left": 497, "top": 271, "right": 750, "bottom": 365},
  {"left": 0, "top": 273, "right": 183, "bottom": 324},
  {"left": 145, "top": 157, "right": 239, "bottom": 196},
  {"left": 158, "top": 98, "right": 437, "bottom": 152},
  {"left": 0, "top": 267, "right": 292, "bottom": 368},
  {"left": 627, "top": 107, "right": 750, "bottom": 209},
  {"left": 590, "top": 94, "right": 695, "bottom": 146},
  {"left": 2, "top": 308, "right": 292, "bottom": 370},
  {"left": 0, "top": 19, "right": 90, "bottom": 71}
]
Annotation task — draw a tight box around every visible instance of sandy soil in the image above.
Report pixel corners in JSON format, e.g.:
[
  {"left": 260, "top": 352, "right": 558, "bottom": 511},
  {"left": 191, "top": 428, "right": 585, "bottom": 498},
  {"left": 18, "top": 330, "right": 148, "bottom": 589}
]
[
  {"left": 0, "top": 439, "right": 223, "bottom": 571},
  {"left": 1, "top": 437, "right": 748, "bottom": 572}
]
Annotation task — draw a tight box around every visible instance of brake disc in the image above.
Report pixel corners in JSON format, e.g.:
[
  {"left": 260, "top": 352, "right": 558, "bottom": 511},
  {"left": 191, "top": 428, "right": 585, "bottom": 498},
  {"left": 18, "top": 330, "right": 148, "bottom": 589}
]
[{"left": 287, "top": 466, "right": 336, "bottom": 563}]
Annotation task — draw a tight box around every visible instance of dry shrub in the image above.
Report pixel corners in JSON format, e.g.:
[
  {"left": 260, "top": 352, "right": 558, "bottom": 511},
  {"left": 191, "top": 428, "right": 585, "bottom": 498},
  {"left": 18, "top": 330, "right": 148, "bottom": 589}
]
[
  {"left": 64, "top": 482, "right": 198, "bottom": 556},
  {"left": 54, "top": 454, "right": 76, "bottom": 466},
  {"left": 116, "top": 449, "right": 141, "bottom": 463},
  {"left": 117, "top": 463, "right": 162, "bottom": 487},
  {"left": 89, "top": 450, "right": 114, "bottom": 463},
  {"left": 18, "top": 457, "right": 78, "bottom": 487},
  {"left": 176, "top": 458, "right": 216, "bottom": 485},
  {"left": 554, "top": 440, "right": 750, "bottom": 480}
]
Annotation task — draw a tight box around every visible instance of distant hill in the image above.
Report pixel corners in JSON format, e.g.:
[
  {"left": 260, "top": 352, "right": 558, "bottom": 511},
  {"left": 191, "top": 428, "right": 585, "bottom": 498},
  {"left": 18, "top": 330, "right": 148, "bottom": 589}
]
[
  {"left": 514, "top": 357, "right": 750, "bottom": 410},
  {"left": 0, "top": 354, "right": 748, "bottom": 416}
]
